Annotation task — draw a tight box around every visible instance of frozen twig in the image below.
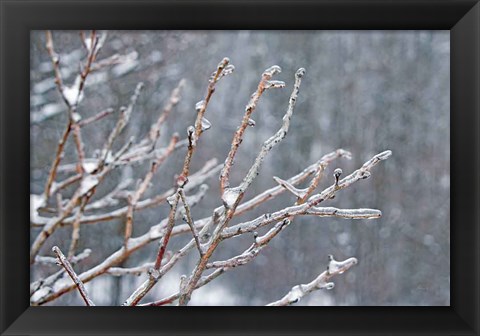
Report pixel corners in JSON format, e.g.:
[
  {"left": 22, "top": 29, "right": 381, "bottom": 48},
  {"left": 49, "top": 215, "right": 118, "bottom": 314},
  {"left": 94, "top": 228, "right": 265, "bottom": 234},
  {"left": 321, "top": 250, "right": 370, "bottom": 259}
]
[
  {"left": 52, "top": 246, "right": 95, "bottom": 306},
  {"left": 99, "top": 82, "right": 144, "bottom": 171},
  {"left": 178, "top": 68, "right": 305, "bottom": 306},
  {"left": 31, "top": 248, "right": 91, "bottom": 296},
  {"left": 44, "top": 122, "right": 71, "bottom": 199},
  {"left": 266, "top": 256, "right": 358, "bottom": 306},
  {"left": 31, "top": 159, "right": 220, "bottom": 228},
  {"left": 222, "top": 150, "right": 391, "bottom": 240},
  {"left": 219, "top": 64, "right": 283, "bottom": 194},
  {"left": 122, "top": 58, "right": 234, "bottom": 306},
  {"left": 67, "top": 195, "right": 91, "bottom": 258},
  {"left": 77, "top": 108, "right": 114, "bottom": 127},
  {"left": 178, "top": 188, "right": 205, "bottom": 256},
  {"left": 124, "top": 134, "right": 179, "bottom": 246}
]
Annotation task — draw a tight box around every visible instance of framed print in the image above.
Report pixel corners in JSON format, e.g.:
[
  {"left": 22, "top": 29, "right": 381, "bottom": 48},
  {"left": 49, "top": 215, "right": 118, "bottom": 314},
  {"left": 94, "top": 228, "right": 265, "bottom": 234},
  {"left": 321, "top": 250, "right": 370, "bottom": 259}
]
[{"left": 1, "top": 0, "right": 479, "bottom": 335}]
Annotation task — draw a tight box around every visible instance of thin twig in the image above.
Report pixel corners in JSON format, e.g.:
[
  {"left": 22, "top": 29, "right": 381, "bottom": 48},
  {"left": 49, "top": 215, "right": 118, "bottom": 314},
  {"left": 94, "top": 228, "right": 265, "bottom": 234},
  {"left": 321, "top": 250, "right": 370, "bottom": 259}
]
[
  {"left": 219, "top": 65, "right": 284, "bottom": 194},
  {"left": 122, "top": 58, "right": 233, "bottom": 306},
  {"left": 77, "top": 108, "right": 114, "bottom": 127},
  {"left": 52, "top": 246, "right": 95, "bottom": 306},
  {"left": 266, "top": 256, "right": 358, "bottom": 306},
  {"left": 124, "top": 134, "right": 179, "bottom": 246},
  {"left": 178, "top": 188, "right": 204, "bottom": 256},
  {"left": 178, "top": 68, "right": 305, "bottom": 306}
]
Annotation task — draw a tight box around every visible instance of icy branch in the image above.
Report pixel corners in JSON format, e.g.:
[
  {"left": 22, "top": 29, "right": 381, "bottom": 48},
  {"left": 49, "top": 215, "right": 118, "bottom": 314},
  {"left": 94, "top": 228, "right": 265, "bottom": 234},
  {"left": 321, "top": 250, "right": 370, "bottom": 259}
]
[
  {"left": 219, "top": 64, "right": 284, "bottom": 194},
  {"left": 52, "top": 246, "right": 95, "bottom": 306},
  {"left": 266, "top": 256, "right": 358, "bottom": 306}
]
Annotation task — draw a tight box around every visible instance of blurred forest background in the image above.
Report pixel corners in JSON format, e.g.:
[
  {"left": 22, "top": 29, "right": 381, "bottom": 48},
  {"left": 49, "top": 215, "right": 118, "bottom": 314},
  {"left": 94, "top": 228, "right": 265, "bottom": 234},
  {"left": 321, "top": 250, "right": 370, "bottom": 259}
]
[{"left": 30, "top": 30, "right": 450, "bottom": 306}]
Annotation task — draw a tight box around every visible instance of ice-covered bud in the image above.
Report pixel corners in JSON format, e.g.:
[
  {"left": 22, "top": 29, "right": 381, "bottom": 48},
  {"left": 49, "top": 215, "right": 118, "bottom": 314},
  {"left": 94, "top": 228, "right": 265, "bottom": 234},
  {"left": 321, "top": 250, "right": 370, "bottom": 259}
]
[
  {"left": 263, "top": 65, "right": 282, "bottom": 77},
  {"left": 377, "top": 150, "right": 392, "bottom": 160},
  {"left": 247, "top": 118, "right": 256, "bottom": 127},
  {"left": 201, "top": 117, "right": 212, "bottom": 131},
  {"left": 219, "top": 57, "right": 230, "bottom": 68},
  {"left": 195, "top": 100, "right": 206, "bottom": 112},
  {"left": 295, "top": 68, "right": 306, "bottom": 78},
  {"left": 222, "top": 64, "right": 235, "bottom": 77}
]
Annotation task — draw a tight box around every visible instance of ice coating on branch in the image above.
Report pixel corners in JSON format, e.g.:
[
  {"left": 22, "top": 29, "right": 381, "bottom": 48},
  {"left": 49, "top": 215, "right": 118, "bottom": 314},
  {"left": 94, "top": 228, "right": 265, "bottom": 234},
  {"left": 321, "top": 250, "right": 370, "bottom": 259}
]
[
  {"left": 265, "top": 80, "right": 286, "bottom": 89},
  {"left": 166, "top": 193, "right": 177, "bottom": 207},
  {"left": 195, "top": 100, "right": 206, "bottom": 112},
  {"left": 222, "top": 187, "right": 241, "bottom": 209},
  {"left": 222, "top": 64, "right": 235, "bottom": 77},
  {"left": 187, "top": 126, "right": 196, "bottom": 146},
  {"left": 201, "top": 117, "right": 212, "bottom": 131},
  {"left": 359, "top": 171, "right": 371, "bottom": 180},
  {"left": 288, "top": 285, "right": 304, "bottom": 303},
  {"left": 377, "top": 150, "right": 392, "bottom": 160},
  {"left": 263, "top": 65, "right": 282, "bottom": 77},
  {"left": 79, "top": 174, "right": 100, "bottom": 196},
  {"left": 295, "top": 67, "right": 306, "bottom": 78},
  {"left": 327, "top": 255, "right": 358, "bottom": 275}
]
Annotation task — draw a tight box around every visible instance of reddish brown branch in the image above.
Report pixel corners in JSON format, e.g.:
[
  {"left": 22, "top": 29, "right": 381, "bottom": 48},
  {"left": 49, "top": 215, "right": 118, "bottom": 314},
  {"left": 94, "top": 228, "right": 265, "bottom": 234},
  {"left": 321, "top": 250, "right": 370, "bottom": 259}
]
[{"left": 219, "top": 65, "right": 283, "bottom": 194}]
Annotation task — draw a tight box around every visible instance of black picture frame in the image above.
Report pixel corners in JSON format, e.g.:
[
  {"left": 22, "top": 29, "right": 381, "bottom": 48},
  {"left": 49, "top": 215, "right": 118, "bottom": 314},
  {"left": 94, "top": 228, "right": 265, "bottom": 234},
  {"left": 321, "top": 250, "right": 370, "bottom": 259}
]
[{"left": 1, "top": 1, "right": 479, "bottom": 335}]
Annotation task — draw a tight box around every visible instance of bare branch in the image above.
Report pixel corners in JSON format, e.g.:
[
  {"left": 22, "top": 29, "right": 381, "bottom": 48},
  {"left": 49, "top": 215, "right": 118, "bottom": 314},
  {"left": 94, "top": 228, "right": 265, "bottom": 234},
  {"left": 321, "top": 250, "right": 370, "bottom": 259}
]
[
  {"left": 266, "top": 256, "right": 358, "bottom": 306},
  {"left": 222, "top": 150, "right": 392, "bottom": 240},
  {"left": 306, "top": 207, "right": 382, "bottom": 219},
  {"left": 122, "top": 58, "right": 234, "bottom": 306},
  {"left": 44, "top": 122, "right": 71, "bottom": 200},
  {"left": 179, "top": 188, "right": 204, "bottom": 256},
  {"left": 31, "top": 248, "right": 91, "bottom": 296},
  {"left": 219, "top": 64, "right": 283, "bottom": 194},
  {"left": 178, "top": 67, "right": 305, "bottom": 306},
  {"left": 67, "top": 195, "right": 91, "bottom": 258},
  {"left": 99, "top": 82, "right": 144, "bottom": 171},
  {"left": 52, "top": 246, "right": 95, "bottom": 306},
  {"left": 77, "top": 108, "right": 114, "bottom": 127},
  {"left": 124, "top": 134, "right": 179, "bottom": 246}
]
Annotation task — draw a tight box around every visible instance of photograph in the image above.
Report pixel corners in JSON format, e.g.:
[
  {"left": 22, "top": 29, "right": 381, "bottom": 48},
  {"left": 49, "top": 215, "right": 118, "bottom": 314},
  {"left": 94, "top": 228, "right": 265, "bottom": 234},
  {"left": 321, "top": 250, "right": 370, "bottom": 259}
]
[{"left": 29, "top": 30, "right": 450, "bottom": 306}]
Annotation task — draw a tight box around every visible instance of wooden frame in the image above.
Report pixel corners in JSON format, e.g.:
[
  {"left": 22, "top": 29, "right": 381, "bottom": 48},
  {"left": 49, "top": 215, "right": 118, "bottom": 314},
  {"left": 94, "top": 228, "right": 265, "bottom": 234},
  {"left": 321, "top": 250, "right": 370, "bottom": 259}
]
[{"left": 1, "top": 0, "right": 478, "bottom": 335}]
